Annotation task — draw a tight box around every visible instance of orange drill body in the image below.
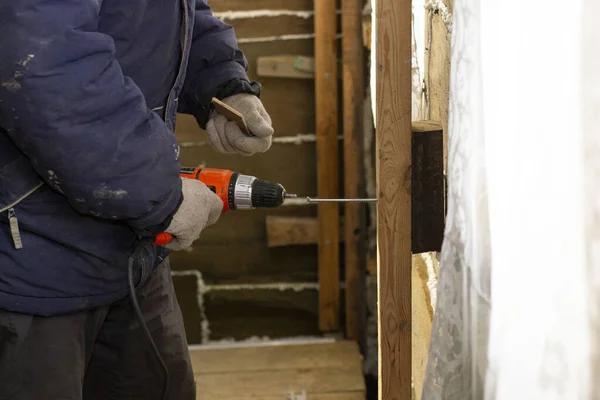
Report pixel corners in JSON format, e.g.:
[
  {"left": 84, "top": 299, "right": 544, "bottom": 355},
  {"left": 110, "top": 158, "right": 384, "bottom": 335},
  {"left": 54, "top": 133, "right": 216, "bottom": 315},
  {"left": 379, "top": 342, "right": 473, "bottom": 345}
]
[
  {"left": 153, "top": 167, "right": 294, "bottom": 246},
  {"left": 180, "top": 167, "right": 235, "bottom": 212}
]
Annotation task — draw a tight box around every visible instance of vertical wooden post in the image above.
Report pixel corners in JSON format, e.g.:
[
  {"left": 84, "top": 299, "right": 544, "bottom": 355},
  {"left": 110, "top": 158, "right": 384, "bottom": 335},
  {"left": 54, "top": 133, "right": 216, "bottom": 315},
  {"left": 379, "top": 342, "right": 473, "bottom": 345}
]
[
  {"left": 315, "top": 0, "right": 340, "bottom": 331},
  {"left": 342, "top": 0, "right": 366, "bottom": 344},
  {"left": 376, "top": 0, "right": 412, "bottom": 398}
]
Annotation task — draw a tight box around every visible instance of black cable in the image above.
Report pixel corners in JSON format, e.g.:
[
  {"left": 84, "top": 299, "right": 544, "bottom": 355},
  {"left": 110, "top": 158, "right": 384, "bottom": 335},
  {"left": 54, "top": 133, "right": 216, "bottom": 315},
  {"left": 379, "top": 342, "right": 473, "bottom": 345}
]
[{"left": 127, "top": 242, "right": 170, "bottom": 400}]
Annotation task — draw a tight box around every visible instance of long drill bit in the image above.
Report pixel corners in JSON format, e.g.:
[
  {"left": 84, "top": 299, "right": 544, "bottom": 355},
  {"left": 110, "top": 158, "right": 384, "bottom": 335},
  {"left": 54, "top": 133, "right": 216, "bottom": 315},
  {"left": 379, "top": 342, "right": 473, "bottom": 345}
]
[{"left": 305, "top": 197, "right": 378, "bottom": 203}]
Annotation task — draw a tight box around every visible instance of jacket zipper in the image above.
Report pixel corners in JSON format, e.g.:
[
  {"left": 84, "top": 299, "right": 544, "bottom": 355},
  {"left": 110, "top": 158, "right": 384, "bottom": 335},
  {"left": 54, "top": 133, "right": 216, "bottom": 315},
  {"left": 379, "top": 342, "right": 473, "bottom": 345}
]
[
  {"left": 7, "top": 208, "right": 23, "bottom": 249},
  {"left": 165, "top": 0, "right": 190, "bottom": 123}
]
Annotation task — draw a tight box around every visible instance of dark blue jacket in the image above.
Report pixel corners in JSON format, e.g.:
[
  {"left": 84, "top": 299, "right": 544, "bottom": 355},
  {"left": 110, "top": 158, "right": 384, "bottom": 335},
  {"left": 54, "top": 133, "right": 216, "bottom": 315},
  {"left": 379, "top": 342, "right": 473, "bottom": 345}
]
[{"left": 0, "top": 0, "right": 260, "bottom": 316}]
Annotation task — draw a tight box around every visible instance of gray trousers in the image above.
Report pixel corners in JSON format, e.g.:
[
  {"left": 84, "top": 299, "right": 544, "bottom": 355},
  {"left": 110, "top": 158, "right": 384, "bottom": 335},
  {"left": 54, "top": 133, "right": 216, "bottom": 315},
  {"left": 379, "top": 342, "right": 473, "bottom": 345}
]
[{"left": 0, "top": 259, "right": 196, "bottom": 400}]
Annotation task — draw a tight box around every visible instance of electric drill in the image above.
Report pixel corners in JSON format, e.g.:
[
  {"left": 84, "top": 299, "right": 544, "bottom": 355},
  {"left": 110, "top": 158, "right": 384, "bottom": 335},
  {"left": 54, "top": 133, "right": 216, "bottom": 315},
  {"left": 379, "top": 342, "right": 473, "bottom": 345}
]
[{"left": 154, "top": 167, "right": 296, "bottom": 245}]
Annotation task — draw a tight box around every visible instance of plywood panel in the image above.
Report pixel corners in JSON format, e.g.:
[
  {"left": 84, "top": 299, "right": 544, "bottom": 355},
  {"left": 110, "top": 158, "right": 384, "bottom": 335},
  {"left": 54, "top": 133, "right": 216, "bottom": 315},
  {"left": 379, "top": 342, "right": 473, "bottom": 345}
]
[
  {"left": 191, "top": 341, "right": 361, "bottom": 373},
  {"left": 209, "top": 0, "right": 312, "bottom": 12}
]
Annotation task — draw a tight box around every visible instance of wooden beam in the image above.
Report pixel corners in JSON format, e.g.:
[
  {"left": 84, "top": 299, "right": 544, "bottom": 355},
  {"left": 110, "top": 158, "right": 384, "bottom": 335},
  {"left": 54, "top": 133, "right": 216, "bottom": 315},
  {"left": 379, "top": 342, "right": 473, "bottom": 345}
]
[
  {"left": 342, "top": 0, "right": 366, "bottom": 345},
  {"left": 315, "top": 0, "right": 341, "bottom": 332},
  {"left": 376, "top": 0, "right": 412, "bottom": 399},
  {"left": 265, "top": 122, "right": 445, "bottom": 254}
]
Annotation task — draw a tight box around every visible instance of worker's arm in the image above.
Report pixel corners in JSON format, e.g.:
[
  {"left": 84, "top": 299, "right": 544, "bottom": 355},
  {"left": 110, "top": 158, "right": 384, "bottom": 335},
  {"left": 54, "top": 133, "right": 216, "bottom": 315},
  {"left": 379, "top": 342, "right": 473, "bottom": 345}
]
[
  {"left": 179, "top": 1, "right": 274, "bottom": 155},
  {"left": 0, "top": 0, "right": 181, "bottom": 233},
  {"left": 177, "top": 0, "right": 263, "bottom": 129}
]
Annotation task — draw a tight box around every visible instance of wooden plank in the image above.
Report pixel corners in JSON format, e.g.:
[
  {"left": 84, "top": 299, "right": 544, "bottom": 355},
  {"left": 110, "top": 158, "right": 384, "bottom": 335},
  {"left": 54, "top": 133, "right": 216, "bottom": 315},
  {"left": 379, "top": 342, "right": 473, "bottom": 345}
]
[
  {"left": 411, "top": 121, "right": 445, "bottom": 253},
  {"left": 218, "top": 393, "right": 364, "bottom": 400},
  {"left": 376, "top": 0, "right": 412, "bottom": 399},
  {"left": 204, "top": 288, "right": 320, "bottom": 340},
  {"left": 257, "top": 56, "right": 315, "bottom": 79},
  {"left": 315, "top": 0, "right": 340, "bottom": 332},
  {"left": 266, "top": 216, "right": 319, "bottom": 247},
  {"left": 194, "top": 367, "right": 364, "bottom": 398},
  {"left": 190, "top": 341, "right": 361, "bottom": 374},
  {"left": 221, "top": 15, "right": 314, "bottom": 39},
  {"left": 212, "top": 97, "right": 249, "bottom": 134},
  {"left": 209, "top": 0, "right": 312, "bottom": 12},
  {"left": 342, "top": 0, "right": 366, "bottom": 344}
]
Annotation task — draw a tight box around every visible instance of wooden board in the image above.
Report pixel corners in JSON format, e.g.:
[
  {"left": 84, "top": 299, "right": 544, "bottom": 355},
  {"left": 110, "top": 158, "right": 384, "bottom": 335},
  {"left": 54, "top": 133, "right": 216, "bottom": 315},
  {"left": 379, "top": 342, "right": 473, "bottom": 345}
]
[
  {"left": 266, "top": 216, "right": 320, "bottom": 247},
  {"left": 195, "top": 368, "right": 363, "bottom": 399},
  {"left": 209, "top": 0, "right": 312, "bottom": 12},
  {"left": 376, "top": 0, "right": 412, "bottom": 399},
  {"left": 212, "top": 97, "right": 249, "bottom": 134},
  {"left": 191, "top": 341, "right": 360, "bottom": 373},
  {"left": 191, "top": 341, "right": 365, "bottom": 399},
  {"left": 223, "top": 15, "right": 314, "bottom": 39},
  {"left": 257, "top": 55, "right": 316, "bottom": 79},
  {"left": 342, "top": 0, "right": 367, "bottom": 345},
  {"left": 211, "top": 394, "right": 364, "bottom": 400},
  {"left": 315, "top": 0, "right": 341, "bottom": 333}
]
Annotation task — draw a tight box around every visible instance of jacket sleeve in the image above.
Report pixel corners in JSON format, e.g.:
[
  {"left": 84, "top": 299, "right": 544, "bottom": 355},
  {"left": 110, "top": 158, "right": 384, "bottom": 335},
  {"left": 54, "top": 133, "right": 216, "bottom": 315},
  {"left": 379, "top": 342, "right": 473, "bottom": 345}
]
[
  {"left": 178, "top": 0, "right": 262, "bottom": 129},
  {"left": 0, "top": 0, "right": 182, "bottom": 233}
]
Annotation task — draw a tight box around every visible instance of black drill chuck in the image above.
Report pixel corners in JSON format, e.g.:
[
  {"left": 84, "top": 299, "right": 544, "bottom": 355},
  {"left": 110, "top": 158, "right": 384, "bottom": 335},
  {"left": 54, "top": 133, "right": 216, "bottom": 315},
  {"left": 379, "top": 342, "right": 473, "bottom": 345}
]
[{"left": 251, "top": 180, "right": 287, "bottom": 208}]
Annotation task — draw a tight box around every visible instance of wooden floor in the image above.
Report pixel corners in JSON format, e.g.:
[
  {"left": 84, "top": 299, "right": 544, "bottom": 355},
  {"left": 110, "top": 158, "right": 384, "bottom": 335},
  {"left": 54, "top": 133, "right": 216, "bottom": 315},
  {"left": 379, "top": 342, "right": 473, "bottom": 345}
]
[{"left": 190, "top": 340, "right": 366, "bottom": 399}]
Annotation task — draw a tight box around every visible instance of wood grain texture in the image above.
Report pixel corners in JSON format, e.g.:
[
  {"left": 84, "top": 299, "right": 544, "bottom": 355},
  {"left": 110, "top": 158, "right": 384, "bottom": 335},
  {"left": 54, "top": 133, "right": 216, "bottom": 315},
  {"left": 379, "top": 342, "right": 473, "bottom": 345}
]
[
  {"left": 375, "top": 0, "right": 412, "bottom": 398},
  {"left": 257, "top": 56, "right": 315, "bottom": 79},
  {"left": 265, "top": 216, "right": 346, "bottom": 248},
  {"left": 191, "top": 341, "right": 365, "bottom": 399},
  {"left": 266, "top": 216, "right": 319, "bottom": 247},
  {"left": 342, "top": 0, "right": 366, "bottom": 345},
  {"left": 191, "top": 341, "right": 361, "bottom": 373},
  {"left": 223, "top": 15, "right": 314, "bottom": 39},
  {"left": 209, "top": 0, "right": 312, "bottom": 12},
  {"left": 315, "top": 0, "right": 341, "bottom": 332},
  {"left": 411, "top": 255, "right": 434, "bottom": 400},
  {"left": 195, "top": 368, "right": 364, "bottom": 399}
]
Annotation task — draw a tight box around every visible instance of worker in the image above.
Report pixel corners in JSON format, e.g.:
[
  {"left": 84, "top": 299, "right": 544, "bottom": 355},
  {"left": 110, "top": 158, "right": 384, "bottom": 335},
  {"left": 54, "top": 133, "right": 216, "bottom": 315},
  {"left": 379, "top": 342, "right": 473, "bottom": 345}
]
[{"left": 0, "top": 1, "right": 273, "bottom": 399}]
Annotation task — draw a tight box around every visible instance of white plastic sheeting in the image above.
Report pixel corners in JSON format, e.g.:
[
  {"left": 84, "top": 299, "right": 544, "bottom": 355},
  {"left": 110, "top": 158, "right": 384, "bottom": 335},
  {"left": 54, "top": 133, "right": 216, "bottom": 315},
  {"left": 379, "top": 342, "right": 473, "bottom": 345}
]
[{"left": 422, "top": 0, "right": 600, "bottom": 398}]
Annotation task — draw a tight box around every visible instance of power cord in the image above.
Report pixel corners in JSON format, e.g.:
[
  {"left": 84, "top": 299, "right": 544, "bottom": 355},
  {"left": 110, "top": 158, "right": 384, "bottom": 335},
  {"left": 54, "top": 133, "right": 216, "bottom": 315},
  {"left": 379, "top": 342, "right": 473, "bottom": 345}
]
[{"left": 127, "top": 241, "right": 170, "bottom": 400}]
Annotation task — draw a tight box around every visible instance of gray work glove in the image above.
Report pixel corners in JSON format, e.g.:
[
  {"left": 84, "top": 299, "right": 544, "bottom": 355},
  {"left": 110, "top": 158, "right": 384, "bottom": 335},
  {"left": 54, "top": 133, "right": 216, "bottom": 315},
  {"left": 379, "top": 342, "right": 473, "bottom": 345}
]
[
  {"left": 206, "top": 94, "right": 274, "bottom": 156},
  {"left": 163, "top": 178, "right": 222, "bottom": 251}
]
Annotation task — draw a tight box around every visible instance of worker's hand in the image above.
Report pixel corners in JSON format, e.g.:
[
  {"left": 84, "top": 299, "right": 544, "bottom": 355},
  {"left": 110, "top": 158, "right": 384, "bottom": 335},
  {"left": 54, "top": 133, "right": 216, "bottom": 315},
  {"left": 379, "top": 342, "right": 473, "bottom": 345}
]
[
  {"left": 163, "top": 178, "right": 222, "bottom": 251},
  {"left": 206, "top": 94, "right": 274, "bottom": 156}
]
